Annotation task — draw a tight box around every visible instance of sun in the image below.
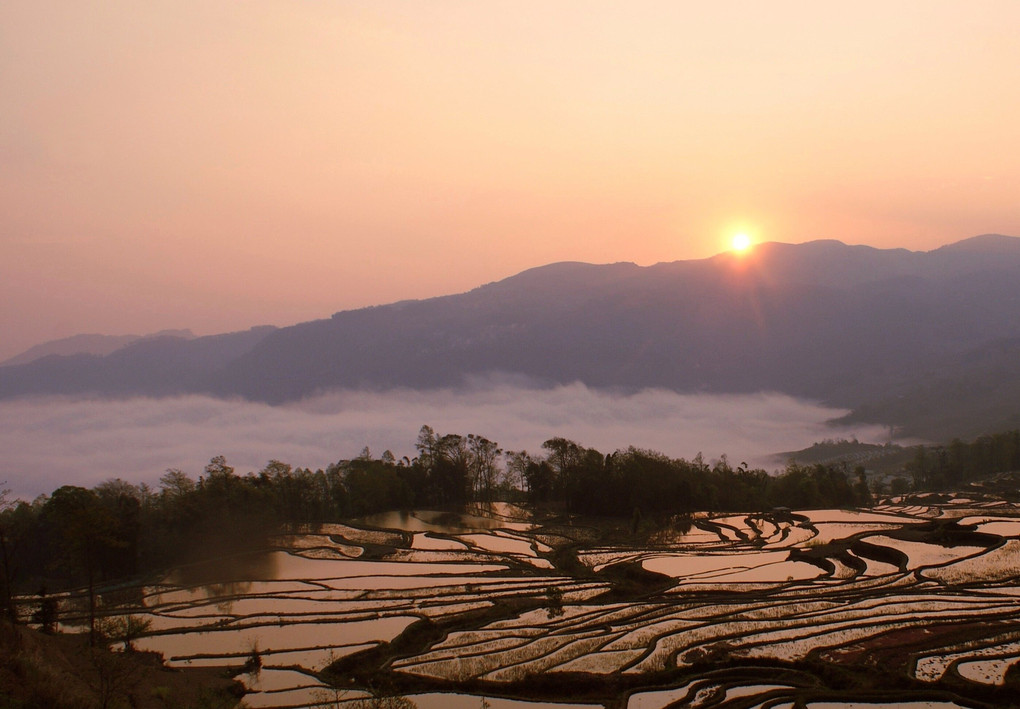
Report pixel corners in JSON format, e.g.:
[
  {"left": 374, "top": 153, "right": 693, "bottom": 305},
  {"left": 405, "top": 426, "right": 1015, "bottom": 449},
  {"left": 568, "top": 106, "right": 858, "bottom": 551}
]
[{"left": 731, "top": 233, "right": 752, "bottom": 252}]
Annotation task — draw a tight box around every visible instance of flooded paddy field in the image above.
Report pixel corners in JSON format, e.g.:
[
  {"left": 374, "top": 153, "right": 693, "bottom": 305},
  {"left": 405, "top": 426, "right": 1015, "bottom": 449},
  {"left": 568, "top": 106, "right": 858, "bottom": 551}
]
[{"left": 23, "top": 496, "right": 1020, "bottom": 708}]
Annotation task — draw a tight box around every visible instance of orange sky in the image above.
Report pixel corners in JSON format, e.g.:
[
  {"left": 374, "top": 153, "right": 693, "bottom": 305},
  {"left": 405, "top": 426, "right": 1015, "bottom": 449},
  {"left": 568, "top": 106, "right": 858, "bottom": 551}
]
[{"left": 2, "top": 1, "right": 1019, "bottom": 360}]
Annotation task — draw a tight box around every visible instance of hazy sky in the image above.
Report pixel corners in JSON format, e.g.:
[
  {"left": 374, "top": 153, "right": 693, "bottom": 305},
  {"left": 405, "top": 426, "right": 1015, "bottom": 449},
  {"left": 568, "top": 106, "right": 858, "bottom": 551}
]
[{"left": 3, "top": 1, "right": 1019, "bottom": 360}]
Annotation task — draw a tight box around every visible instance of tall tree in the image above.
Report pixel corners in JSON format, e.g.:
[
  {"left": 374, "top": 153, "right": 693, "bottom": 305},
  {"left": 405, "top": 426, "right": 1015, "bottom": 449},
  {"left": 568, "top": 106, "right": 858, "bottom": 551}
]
[
  {"left": 468, "top": 434, "right": 502, "bottom": 503},
  {"left": 0, "top": 484, "right": 17, "bottom": 622},
  {"left": 41, "top": 486, "right": 118, "bottom": 645}
]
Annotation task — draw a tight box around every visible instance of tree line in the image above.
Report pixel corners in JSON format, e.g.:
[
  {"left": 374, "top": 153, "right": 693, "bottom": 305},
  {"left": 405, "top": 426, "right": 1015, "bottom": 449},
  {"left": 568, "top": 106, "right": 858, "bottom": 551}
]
[
  {"left": 6, "top": 425, "right": 1019, "bottom": 622},
  {"left": 906, "top": 429, "right": 1020, "bottom": 490},
  {"left": 0, "top": 425, "right": 873, "bottom": 614}
]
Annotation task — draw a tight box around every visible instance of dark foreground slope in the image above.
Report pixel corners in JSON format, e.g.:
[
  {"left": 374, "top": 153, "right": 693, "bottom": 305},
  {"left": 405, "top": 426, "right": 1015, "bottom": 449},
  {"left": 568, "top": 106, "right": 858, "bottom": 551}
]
[
  {"left": 2, "top": 235, "right": 1020, "bottom": 437},
  {"left": 0, "top": 623, "right": 241, "bottom": 709}
]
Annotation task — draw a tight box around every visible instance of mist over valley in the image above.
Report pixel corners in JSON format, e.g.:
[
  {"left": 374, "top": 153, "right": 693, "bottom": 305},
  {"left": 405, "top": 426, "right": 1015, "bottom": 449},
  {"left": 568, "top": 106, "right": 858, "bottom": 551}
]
[
  {"left": 3, "top": 235, "right": 1020, "bottom": 452},
  {"left": 0, "top": 385, "right": 889, "bottom": 501}
]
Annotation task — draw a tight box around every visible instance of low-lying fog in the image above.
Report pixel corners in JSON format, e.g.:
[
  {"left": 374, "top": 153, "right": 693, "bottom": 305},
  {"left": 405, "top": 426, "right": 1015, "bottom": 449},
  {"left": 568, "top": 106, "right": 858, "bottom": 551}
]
[{"left": 0, "top": 383, "right": 891, "bottom": 501}]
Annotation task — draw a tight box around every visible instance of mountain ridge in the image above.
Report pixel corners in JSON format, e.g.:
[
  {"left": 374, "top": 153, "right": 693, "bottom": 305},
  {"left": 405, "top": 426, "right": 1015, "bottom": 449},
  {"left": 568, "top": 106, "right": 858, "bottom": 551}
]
[
  {"left": 3, "top": 236, "right": 1019, "bottom": 440},
  {"left": 1, "top": 329, "right": 196, "bottom": 367}
]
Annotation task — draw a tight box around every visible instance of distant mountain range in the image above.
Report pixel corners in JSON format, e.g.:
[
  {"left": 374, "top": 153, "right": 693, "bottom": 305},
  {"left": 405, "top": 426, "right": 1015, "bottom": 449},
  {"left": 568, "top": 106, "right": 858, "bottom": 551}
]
[
  {"left": 1, "top": 329, "right": 196, "bottom": 367},
  {"left": 3, "top": 234, "right": 1020, "bottom": 441}
]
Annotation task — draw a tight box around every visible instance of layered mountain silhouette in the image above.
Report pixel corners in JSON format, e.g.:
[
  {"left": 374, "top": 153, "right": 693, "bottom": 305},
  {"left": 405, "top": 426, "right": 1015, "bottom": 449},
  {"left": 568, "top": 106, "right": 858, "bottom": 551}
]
[
  {"left": 1, "top": 329, "right": 196, "bottom": 367},
  {"left": 3, "top": 235, "right": 1019, "bottom": 439}
]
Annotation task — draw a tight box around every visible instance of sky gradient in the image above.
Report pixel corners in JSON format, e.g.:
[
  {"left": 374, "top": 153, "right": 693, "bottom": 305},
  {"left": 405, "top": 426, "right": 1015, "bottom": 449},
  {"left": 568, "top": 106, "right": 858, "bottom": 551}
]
[{"left": 3, "top": 1, "right": 1019, "bottom": 360}]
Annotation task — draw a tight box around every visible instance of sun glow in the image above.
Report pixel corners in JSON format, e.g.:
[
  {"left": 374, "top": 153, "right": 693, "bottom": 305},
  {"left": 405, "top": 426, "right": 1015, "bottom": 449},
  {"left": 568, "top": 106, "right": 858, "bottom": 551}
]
[{"left": 731, "top": 233, "right": 752, "bottom": 252}]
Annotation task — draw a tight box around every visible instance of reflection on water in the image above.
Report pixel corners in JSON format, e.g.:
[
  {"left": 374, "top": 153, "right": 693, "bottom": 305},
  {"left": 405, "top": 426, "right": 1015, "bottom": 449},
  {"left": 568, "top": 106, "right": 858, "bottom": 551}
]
[
  {"left": 46, "top": 493, "right": 1020, "bottom": 709},
  {"left": 133, "top": 616, "right": 418, "bottom": 665},
  {"left": 410, "top": 693, "right": 597, "bottom": 708},
  {"left": 169, "top": 550, "right": 279, "bottom": 591},
  {"left": 358, "top": 508, "right": 532, "bottom": 533}
]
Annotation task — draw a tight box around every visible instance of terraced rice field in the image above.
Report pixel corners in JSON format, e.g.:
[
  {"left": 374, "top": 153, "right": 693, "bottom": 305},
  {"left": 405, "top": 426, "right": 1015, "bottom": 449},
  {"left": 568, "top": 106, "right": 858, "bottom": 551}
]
[{"left": 28, "top": 494, "right": 1020, "bottom": 708}]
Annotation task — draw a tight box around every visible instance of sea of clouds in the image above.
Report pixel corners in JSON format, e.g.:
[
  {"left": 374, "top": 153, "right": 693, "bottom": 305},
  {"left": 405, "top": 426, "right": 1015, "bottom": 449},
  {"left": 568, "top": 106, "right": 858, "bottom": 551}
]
[{"left": 0, "top": 383, "right": 892, "bottom": 501}]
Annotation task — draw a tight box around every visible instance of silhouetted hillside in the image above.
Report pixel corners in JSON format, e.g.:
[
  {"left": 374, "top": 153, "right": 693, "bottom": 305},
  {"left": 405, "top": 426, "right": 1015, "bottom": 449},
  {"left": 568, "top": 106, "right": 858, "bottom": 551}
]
[
  {"left": 836, "top": 337, "right": 1020, "bottom": 439},
  {"left": 211, "top": 236, "right": 1020, "bottom": 410},
  {"left": 0, "top": 329, "right": 194, "bottom": 367},
  {"left": 0, "top": 327, "right": 273, "bottom": 398},
  {"left": 2, "top": 236, "right": 1019, "bottom": 440}
]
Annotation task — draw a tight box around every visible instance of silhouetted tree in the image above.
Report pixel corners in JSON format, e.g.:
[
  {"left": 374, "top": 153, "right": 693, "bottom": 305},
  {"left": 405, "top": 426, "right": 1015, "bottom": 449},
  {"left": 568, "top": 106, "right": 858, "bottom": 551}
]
[{"left": 41, "top": 486, "right": 119, "bottom": 644}]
